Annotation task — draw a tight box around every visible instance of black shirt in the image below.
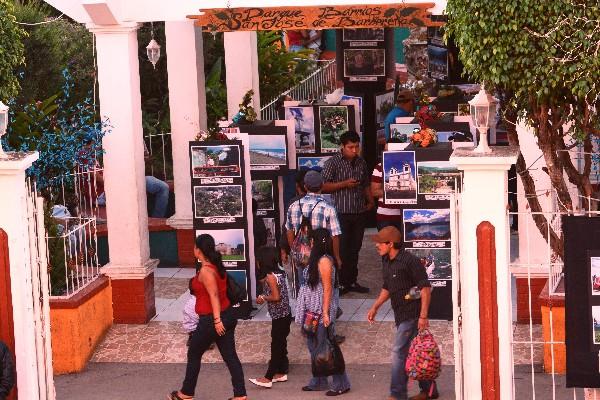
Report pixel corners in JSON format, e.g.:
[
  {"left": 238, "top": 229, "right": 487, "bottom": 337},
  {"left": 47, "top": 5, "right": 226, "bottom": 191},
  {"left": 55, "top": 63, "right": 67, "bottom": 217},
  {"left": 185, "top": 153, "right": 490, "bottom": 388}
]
[{"left": 382, "top": 250, "right": 431, "bottom": 325}]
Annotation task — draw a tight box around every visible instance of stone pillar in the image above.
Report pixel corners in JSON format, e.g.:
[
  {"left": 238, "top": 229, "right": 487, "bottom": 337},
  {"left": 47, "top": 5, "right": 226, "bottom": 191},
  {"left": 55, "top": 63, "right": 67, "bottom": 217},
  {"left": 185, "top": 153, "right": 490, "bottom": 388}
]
[
  {"left": 450, "top": 146, "right": 519, "bottom": 400},
  {"left": 0, "top": 152, "right": 44, "bottom": 399},
  {"left": 164, "top": 20, "right": 208, "bottom": 266},
  {"left": 89, "top": 23, "right": 157, "bottom": 323},
  {"left": 224, "top": 31, "right": 261, "bottom": 120}
]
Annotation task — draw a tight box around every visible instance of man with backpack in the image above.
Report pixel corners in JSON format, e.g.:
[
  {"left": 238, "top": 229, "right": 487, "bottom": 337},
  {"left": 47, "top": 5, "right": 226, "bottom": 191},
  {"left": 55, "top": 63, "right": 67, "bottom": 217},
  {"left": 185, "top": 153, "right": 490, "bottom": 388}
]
[
  {"left": 367, "top": 227, "right": 438, "bottom": 400},
  {"left": 285, "top": 170, "right": 342, "bottom": 284}
]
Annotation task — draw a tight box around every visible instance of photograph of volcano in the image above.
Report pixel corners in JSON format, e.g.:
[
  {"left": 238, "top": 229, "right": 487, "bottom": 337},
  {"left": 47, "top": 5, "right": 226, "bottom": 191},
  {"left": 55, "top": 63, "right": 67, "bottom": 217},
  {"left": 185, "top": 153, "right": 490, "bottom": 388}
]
[{"left": 403, "top": 209, "right": 451, "bottom": 242}]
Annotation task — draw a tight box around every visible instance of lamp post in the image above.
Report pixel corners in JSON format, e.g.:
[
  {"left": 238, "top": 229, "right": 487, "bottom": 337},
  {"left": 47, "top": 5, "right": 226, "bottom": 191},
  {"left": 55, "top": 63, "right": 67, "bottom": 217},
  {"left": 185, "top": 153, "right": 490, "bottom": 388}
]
[
  {"left": 146, "top": 22, "right": 161, "bottom": 69},
  {"left": 0, "top": 101, "right": 8, "bottom": 158},
  {"left": 468, "top": 86, "right": 498, "bottom": 153}
]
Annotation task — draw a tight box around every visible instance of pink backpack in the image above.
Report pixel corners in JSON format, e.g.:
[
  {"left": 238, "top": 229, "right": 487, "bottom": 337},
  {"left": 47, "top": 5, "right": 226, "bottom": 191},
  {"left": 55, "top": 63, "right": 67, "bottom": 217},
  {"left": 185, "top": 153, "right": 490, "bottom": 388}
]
[{"left": 405, "top": 329, "right": 441, "bottom": 381}]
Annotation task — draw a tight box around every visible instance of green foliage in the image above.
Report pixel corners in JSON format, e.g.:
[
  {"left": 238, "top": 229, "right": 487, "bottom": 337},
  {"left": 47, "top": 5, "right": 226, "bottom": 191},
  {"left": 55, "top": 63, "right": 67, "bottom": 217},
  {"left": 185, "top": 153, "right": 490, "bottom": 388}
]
[
  {"left": 257, "top": 31, "right": 314, "bottom": 105},
  {"left": 0, "top": 0, "right": 26, "bottom": 99},
  {"left": 12, "top": 0, "right": 94, "bottom": 107},
  {"left": 205, "top": 56, "right": 227, "bottom": 128}
]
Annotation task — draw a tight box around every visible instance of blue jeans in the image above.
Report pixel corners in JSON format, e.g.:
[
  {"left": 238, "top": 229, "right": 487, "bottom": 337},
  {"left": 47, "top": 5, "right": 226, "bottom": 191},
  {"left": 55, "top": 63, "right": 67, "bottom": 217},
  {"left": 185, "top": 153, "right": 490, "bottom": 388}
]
[
  {"left": 146, "top": 176, "right": 169, "bottom": 217},
  {"left": 181, "top": 308, "right": 246, "bottom": 397},
  {"left": 391, "top": 319, "right": 434, "bottom": 399},
  {"left": 305, "top": 324, "right": 351, "bottom": 392}
]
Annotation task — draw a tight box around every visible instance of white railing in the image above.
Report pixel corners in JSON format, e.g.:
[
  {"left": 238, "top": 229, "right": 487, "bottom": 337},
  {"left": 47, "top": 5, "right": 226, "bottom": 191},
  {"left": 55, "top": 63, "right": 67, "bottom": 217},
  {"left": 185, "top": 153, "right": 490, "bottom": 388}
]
[{"left": 260, "top": 59, "right": 337, "bottom": 120}]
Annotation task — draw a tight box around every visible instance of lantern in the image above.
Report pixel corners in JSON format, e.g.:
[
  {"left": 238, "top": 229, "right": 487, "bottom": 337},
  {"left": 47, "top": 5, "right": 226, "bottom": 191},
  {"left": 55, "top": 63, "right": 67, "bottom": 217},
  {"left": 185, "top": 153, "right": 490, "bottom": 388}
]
[
  {"left": 468, "top": 86, "right": 498, "bottom": 153},
  {"left": 146, "top": 38, "right": 161, "bottom": 69}
]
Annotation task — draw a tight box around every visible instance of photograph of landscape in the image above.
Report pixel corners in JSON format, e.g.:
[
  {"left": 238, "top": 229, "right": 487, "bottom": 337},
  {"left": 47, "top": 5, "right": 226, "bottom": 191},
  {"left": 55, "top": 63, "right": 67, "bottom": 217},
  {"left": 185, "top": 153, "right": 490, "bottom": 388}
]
[
  {"left": 591, "top": 257, "right": 600, "bottom": 295},
  {"left": 403, "top": 209, "right": 451, "bottom": 242},
  {"left": 263, "top": 217, "right": 277, "bottom": 247},
  {"left": 319, "top": 106, "right": 349, "bottom": 152},
  {"left": 389, "top": 124, "right": 421, "bottom": 142},
  {"left": 227, "top": 270, "right": 248, "bottom": 301},
  {"left": 417, "top": 161, "right": 460, "bottom": 195},
  {"left": 285, "top": 106, "right": 315, "bottom": 153},
  {"left": 405, "top": 248, "right": 452, "bottom": 280},
  {"left": 249, "top": 134, "right": 287, "bottom": 166},
  {"left": 196, "top": 229, "right": 246, "bottom": 261},
  {"left": 298, "top": 156, "right": 331, "bottom": 170},
  {"left": 194, "top": 185, "right": 243, "bottom": 218},
  {"left": 593, "top": 306, "right": 600, "bottom": 344},
  {"left": 251, "top": 180, "right": 274, "bottom": 211},
  {"left": 382, "top": 151, "right": 417, "bottom": 204},
  {"left": 191, "top": 145, "right": 241, "bottom": 178}
]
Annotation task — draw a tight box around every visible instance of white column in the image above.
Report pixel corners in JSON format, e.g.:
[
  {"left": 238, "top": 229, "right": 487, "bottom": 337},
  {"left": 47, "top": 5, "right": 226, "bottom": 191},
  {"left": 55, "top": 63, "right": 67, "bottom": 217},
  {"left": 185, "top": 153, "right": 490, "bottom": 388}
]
[
  {"left": 0, "top": 152, "right": 42, "bottom": 400},
  {"left": 165, "top": 20, "right": 207, "bottom": 229},
  {"left": 450, "top": 146, "right": 519, "bottom": 400},
  {"left": 89, "top": 23, "right": 156, "bottom": 278},
  {"left": 224, "top": 31, "right": 261, "bottom": 120}
]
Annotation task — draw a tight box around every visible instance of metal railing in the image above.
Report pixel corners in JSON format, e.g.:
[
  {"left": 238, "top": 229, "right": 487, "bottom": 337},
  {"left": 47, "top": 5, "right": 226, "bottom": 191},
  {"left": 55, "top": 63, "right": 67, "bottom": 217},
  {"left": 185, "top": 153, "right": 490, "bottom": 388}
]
[
  {"left": 260, "top": 59, "right": 337, "bottom": 121},
  {"left": 145, "top": 131, "right": 173, "bottom": 182}
]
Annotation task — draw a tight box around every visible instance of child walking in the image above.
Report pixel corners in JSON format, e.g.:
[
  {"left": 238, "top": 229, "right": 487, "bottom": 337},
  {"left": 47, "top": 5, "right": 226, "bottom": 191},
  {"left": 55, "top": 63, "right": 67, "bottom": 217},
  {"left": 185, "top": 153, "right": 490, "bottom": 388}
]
[{"left": 249, "top": 246, "right": 292, "bottom": 389}]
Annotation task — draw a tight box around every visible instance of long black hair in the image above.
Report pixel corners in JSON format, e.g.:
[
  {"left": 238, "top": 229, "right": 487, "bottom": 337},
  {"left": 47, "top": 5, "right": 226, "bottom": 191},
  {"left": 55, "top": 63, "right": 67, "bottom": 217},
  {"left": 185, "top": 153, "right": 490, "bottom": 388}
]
[
  {"left": 195, "top": 234, "right": 226, "bottom": 278},
  {"left": 255, "top": 246, "right": 281, "bottom": 280},
  {"left": 306, "top": 228, "right": 333, "bottom": 289}
]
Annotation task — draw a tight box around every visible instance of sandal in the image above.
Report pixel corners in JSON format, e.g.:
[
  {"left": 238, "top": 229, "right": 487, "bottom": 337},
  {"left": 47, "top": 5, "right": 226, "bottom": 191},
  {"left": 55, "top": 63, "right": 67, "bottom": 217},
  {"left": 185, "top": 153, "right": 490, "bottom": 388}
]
[{"left": 168, "top": 391, "right": 193, "bottom": 400}]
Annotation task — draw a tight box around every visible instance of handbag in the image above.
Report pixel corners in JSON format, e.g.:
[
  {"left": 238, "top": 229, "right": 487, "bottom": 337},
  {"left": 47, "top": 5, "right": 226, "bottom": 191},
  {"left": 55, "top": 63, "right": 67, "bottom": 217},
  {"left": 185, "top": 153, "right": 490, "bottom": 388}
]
[
  {"left": 405, "top": 329, "right": 442, "bottom": 381},
  {"left": 226, "top": 273, "right": 247, "bottom": 305},
  {"left": 301, "top": 310, "right": 321, "bottom": 336},
  {"left": 311, "top": 325, "right": 346, "bottom": 377}
]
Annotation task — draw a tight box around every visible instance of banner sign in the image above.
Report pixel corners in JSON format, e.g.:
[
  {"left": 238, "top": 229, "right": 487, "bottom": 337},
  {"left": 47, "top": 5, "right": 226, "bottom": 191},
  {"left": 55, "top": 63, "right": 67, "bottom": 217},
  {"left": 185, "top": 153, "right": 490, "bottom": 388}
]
[{"left": 188, "top": 3, "right": 442, "bottom": 32}]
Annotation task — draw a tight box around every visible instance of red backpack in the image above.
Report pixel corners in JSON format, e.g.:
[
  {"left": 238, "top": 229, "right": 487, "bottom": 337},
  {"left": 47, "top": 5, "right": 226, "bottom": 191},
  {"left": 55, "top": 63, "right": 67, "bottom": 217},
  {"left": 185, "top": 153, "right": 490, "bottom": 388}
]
[{"left": 405, "top": 329, "right": 442, "bottom": 381}]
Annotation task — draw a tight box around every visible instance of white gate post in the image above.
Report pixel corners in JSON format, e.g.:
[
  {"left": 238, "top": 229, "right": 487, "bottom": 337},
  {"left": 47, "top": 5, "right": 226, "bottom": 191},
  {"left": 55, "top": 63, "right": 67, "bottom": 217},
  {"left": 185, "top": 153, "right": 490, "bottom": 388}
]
[
  {"left": 450, "top": 146, "right": 519, "bottom": 400},
  {"left": 0, "top": 152, "right": 46, "bottom": 400},
  {"left": 224, "top": 31, "right": 261, "bottom": 120}
]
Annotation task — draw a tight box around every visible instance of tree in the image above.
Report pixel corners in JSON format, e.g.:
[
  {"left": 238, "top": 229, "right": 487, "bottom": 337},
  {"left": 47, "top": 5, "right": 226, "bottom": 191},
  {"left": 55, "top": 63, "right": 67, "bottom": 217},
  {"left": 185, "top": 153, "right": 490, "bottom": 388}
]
[
  {"left": 446, "top": 0, "right": 600, "bottom": 258},
  {"left": 0, "top": 0, "right": 26, "bottom": 100}
]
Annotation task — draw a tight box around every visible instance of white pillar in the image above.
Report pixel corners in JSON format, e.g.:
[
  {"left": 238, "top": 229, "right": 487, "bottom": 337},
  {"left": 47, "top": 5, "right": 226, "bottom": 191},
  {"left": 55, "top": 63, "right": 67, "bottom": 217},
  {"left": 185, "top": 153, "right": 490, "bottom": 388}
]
[
  {"left": 89, "top": 23, "right": 157, "bottom": 279},
  {"left": 224, "top": 31, "right": 261, "bottom": 120},
  {"left": 165, "top": 20, "right": 207, "bottom": 230},
  {"left": 0, "top": 152, "right": 43, "bottom": 400},
  {"left": 451, "top": 146, "right": 519, "bottom": 400}
]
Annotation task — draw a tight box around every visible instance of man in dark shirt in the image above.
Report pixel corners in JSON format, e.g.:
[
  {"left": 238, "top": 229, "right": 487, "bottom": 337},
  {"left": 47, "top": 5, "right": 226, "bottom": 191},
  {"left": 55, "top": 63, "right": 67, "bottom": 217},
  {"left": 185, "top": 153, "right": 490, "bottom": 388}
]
[
  {"left": 367, "top": 226, "right": 438, "bottom": 400},
  {"left": 322, "top": 131, "right": 374, "bottom": 294}
]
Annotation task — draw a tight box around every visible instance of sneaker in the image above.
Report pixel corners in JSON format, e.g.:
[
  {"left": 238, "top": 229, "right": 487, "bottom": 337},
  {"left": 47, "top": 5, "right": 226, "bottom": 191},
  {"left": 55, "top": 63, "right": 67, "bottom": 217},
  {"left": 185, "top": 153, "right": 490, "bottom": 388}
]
[
  {"left": 249, "top": 378, "right": 272, "bottom": 388},
  {"left": 325, "top": 388, "right": 350, "bottom": 396},
  {"left": 272, "top": 374, "right": 288, "bottom": 383},
  {"left": 348, "top": 283, "right": 370, "bottom": 293}
]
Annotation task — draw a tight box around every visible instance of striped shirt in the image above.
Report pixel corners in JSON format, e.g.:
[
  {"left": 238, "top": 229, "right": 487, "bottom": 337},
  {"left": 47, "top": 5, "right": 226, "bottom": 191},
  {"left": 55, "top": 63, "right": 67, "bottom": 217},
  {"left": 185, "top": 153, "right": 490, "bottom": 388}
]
[
  {"left": 285, "top": 193, "right": 342, "bottom": 236},
  {"left": 322, "top": 153, "right": 370, "bottom": 214},
  {"left": 294, "top": 256, "right": 339, "bottom": 325},
  {"left": 382, "top": 250, "right": 431, "bottom": 325},
  {"left": 371, "top": 163, "right": 402, "bottom": 221}
]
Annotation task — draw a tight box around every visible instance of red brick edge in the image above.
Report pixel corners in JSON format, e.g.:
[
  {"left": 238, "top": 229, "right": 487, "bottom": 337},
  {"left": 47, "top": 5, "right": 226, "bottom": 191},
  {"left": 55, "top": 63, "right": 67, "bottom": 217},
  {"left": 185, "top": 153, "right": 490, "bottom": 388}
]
[{"left": 49, "top": 275, "right": 110, "bottom": 309}]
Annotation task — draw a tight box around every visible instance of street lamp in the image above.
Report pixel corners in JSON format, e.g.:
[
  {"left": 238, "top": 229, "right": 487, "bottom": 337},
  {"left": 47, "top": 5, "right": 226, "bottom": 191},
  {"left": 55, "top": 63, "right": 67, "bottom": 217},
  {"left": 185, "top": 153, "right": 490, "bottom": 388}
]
[
  {"left": 146, "top": 39, "right": 161, "bottom": 69},
  {"left": 0, "top": 101, "right": 8, "bottom": 158},
  {"left": 468, "top": 86, "right": 498, "bottom": 153}
]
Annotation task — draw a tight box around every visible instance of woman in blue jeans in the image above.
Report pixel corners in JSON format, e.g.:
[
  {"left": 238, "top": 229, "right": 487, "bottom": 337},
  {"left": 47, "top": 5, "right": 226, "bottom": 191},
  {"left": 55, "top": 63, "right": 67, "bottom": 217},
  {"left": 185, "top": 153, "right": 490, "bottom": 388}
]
[
  {"left": 169, "top": 234, "right": 247, "bottom": 400},
  {"left": 295, "top": 228, "right": 350, "bottom": 396}
]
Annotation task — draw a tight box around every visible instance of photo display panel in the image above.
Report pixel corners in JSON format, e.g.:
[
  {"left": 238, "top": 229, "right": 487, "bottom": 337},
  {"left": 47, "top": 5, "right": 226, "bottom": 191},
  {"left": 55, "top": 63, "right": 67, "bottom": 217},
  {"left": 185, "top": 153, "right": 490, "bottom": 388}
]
[
  {"left": 238, "top": 125, "right": 290, "bottom": 175},
  {"left": 383, "top": 143, "right": 459, "bottom": 319},
  {"left": 341, "top": 28, "right": 387, "bottom": 83},
  {"left": 189, "top": 139, "right": 252, "bottom": 316},
  {"left": 251, "top": 176, "right": 282, "bottom": 250}
]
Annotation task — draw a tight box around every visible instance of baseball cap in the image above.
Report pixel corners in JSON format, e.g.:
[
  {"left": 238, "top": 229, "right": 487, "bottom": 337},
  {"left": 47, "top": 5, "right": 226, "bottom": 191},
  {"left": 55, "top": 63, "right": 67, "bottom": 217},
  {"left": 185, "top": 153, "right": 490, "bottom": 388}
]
[
  {"left": 371, "top": 226, "right": 402, "bottom": 243},
  {"left": 304, "top": 170, "right": 324, "bottom": 192}
]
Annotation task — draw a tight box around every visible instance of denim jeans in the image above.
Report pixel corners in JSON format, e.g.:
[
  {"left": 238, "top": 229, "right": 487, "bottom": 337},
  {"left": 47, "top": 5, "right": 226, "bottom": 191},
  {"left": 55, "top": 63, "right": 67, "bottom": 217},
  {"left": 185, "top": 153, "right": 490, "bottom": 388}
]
[
  {"left": 181, "top": 308, "right": 246, "bottom": 397},
  {"left": 265, "top": 314, "right": 292, "bottom": 379},
  {"left": 305, "top": 324, "right": 351, "bottom": 392},
  {"left": 146, "top": 175, "right": 169, "bottom": 217},
  {"left": 390, "top": 319, "right": 433, "bottom": 399}
]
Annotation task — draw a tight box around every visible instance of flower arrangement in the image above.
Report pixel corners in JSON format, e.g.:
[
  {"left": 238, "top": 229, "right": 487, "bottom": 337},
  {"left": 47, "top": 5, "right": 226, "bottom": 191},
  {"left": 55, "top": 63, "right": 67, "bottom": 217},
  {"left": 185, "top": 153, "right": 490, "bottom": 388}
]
[
  {"left": 415, "top": 104, "right": 440, "bottom": 129},
  {"left": 411, "top": 127, "right": 438, "bottom": 148},
  {"left": 232, "top": 89, "right": 257, "bottom": 125}
]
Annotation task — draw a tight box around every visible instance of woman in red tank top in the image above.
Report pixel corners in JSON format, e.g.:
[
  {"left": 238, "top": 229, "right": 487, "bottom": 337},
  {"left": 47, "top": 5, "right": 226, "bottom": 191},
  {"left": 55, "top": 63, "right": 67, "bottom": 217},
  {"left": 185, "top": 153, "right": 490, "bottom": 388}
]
[{"left": 169, "top": 234, "right": 247, "bottom": 400}]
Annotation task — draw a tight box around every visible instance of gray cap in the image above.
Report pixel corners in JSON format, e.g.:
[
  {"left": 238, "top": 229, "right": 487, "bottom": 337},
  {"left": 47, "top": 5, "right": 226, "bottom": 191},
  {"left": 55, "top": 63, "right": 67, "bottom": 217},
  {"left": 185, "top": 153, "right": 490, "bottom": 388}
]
[{"left": 304, "top": 170, "right": 324, "bottom": 192}]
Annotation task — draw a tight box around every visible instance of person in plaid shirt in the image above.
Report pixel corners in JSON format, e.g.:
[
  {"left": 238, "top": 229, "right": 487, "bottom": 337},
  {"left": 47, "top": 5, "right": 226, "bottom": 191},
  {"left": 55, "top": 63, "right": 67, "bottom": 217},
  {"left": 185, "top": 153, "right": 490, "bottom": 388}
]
[{"left": 285, "top": 170, "right": 342, "bottom": 269}]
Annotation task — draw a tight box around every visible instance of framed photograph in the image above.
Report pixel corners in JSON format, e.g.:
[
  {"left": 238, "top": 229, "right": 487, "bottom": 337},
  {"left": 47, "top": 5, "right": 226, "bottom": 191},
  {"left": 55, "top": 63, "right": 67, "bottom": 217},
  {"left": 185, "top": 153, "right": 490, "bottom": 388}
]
[
  {"left": 298, "top": 156, "right": 331, "bottom": 170},
  {"left": 403, "top": 209, "right": 451, "bottom": 242},
  {"left": 343, "top": 49, "right": 385, "bottom": 77},
  {"left": 226, "top": 270, "right": 249, "bottom": 301},
  {"left": 428, "top": 45, "right": 449, "bottom": 80},
  {"left": 375, "top": 90, "right": 395, "bottom": 125},
  {"left": 249, "top": 134, "right": 287, "bottom": 167},
  {"left": 389, "top": 123, "right": 421, "bottom": 142},
  {"left": 343, "top": 28, "right": 384, "bottom": 41},
  {"left": 194, "top": 185, "right": 243, "bottom": 218},
  {"left": 319, "top": 106, "right": 349, "bottom": 153},
  {"left": 593, "top": 306, "right": 600, "bottom": 344},
  {"left": 251, "top": 180, "right": 274, "bottom": 211},
  {"left": 417, "top": 161, "right": 460, "bottom": 195},
  {"left": 405, "top": 248, "right": 452, "bottom": 280},
  {"left": 263, "top": 217, "right": 277, "bottom": 247},
  {"left": 591, "top": 257, "right": 600, "bottom": 296},
  {"left": 382, "top": 151, "right": 417, "bottom": 204},
  {"left": 457, "top": 103, "right": 470, "bottom": 116},
  {"left": 196, "top": 229, "right": 246, "bottom": 261},
  {"left": 285, "top": 106, "right": 315, "bottom": 153},
  {"left": 341, "top": 95, "right": 363, "bottom": 126},
  {"left": 191, "top": 145, "right": 241, "bottom": 179}
]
